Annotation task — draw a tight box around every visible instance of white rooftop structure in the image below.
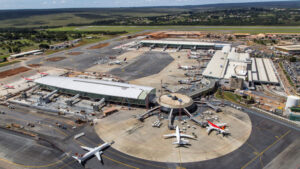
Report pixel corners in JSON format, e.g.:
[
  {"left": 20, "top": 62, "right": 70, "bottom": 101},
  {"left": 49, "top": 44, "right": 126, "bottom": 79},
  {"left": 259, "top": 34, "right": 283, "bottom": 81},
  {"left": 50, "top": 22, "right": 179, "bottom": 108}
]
[
  {"left": 140, "top": 40, "right": 230, "bottom": 48},
  {"left": 10, "top": 50, "right": 42, "bottom": 58},
  {"left": 35, "top": 76, "right": 155, "bottom": 100},
  {"left": 203, "top": 48, "right": 279, "bottom": 85}
]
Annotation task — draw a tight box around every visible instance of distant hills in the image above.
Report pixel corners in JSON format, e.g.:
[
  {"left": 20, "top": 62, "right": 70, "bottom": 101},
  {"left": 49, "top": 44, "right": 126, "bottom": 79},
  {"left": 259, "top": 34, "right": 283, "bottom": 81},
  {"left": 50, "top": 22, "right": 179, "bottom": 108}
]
[{"left": 0, "top": 1, "right": 300, "bottom": 28}]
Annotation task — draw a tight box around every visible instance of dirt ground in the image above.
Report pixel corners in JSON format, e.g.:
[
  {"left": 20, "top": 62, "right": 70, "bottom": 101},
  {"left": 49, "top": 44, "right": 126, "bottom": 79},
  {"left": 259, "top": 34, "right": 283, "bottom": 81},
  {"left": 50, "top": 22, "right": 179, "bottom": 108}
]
[
  {"left": 95, "top": 106, "right": 252, "bottom": 163},
  {"left": 67, "top": 52, "right": 83, "bottom": 56},
  {"left": 45, "top": 57, "right": 66, "bottom": 62},
  {"left": 0, "top": 67, "right": 31, "bottom": 79},
  {"left": 28, "top": 64, "right": 42, "bottom": 68},
  {"left": 87, "top": 43, "right": 109, "bottom": 49}
]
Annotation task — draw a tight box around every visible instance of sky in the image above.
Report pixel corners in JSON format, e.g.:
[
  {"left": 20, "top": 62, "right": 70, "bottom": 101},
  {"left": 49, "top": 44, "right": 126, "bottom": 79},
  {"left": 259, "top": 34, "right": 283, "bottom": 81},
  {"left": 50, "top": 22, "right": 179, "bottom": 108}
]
[{"left": 0, "top": 0, "right": 293, "bottom": 9}]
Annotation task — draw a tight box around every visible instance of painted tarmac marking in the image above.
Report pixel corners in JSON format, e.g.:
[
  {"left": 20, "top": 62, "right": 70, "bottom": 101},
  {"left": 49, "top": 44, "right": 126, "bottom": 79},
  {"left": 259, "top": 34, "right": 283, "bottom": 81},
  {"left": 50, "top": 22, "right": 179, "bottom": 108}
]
[
  {"left": 0, "top": 152, "right": 70, "bottom": 168},
  {"left": 241, "top": 130, "right": 291, "bottom": 169},
  {"left": 81, "top": 136, "right": 169, "bottom": 169}
]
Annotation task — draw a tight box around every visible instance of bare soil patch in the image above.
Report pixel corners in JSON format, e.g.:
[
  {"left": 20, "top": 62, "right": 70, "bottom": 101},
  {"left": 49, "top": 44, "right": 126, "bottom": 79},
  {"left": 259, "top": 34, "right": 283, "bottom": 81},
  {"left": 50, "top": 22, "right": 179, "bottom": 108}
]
[
  {"left": 0, "top": 67, "right": 31, "bottom": 79},
  {"left": 87, "top": 43, "right": 109, "bottom": 49},
  {"left": 46, "top": 57, "right": 66, "bottom": 62},
  {"left": 67, "top": 52, "right": 83, "bottom": 56},
  {"left": 28, "top": 64, "right": 42, "bottom": 68}
]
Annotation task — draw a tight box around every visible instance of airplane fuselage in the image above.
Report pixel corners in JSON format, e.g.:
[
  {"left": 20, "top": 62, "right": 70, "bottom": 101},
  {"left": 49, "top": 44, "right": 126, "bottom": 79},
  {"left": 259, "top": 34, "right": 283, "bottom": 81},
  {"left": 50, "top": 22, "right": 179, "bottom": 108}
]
[{"left": 80, "top": 143, "right": 110, "bottom": 161}]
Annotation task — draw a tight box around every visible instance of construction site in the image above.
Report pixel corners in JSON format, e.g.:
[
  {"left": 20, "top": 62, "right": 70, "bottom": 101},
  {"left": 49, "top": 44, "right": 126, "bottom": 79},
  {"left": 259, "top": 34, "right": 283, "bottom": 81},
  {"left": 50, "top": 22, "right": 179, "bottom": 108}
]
[{"left": 0, "top": 30, "right": 299, "bottom": 169}]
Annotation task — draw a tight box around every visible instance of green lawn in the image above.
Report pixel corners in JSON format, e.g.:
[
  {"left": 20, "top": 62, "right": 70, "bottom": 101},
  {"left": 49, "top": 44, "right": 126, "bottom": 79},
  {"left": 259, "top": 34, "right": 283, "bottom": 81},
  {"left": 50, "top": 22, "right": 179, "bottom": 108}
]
[
  {"left": 49, "top": 26, "right": 300, "bottom": 34},
  {"left": 0, "top": 60, "right": 20, "bottom": 68}
]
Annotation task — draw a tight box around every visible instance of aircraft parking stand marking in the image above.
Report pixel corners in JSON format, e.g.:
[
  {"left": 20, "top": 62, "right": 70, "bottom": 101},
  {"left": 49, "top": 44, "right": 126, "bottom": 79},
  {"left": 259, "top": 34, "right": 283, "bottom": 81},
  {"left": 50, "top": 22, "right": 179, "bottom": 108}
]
[{"left": 241, "top": 130, "right": 291, "bottom": 169}]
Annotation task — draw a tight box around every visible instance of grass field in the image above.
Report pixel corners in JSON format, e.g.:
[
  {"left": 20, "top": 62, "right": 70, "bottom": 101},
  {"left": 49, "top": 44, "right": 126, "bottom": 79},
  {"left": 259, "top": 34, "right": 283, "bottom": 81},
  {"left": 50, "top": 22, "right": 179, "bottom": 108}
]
[
  {"left": 0, "top": 60, "right": 20, "bottom": 68},
  {"left": 49, "top": 26, "right": 300, "bottom": 34}
]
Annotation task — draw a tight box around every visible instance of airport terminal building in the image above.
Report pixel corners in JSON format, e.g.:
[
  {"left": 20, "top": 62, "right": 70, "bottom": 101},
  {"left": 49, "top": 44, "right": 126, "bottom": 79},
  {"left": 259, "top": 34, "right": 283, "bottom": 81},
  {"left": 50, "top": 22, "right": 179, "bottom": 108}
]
[
  {"left": 35, "top": 76, "right": 156, "bottom": 107},
  {"left": 139, "top": 40, "right": 230, "bottom": 50},
  {"left": 203, "top": 47, "right": 279, "bottom": 85}
]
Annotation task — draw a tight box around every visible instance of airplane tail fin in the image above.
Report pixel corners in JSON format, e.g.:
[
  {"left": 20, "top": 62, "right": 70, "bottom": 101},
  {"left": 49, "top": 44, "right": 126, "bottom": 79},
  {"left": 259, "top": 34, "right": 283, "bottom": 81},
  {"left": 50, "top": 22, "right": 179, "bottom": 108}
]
[{"left": 72, "top": 156, "right": 82, "bottom": 164}]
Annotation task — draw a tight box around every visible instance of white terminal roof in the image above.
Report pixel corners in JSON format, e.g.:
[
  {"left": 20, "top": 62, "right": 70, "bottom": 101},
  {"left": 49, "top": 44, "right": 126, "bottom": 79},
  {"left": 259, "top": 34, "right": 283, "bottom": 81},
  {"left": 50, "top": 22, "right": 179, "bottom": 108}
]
[
  {"left": 10, "top": 50, "right": 42, "bottom": 58},
  {"left": 34, "top": 76, "right": 154, "bottom": 100},
  {"left": 140, "top": 40, "right": 230, "bottom": 47},
  {"left": 203, "top": 49, "right": 279, "bottom": 84},
  {"left": 202, "top": 51, "right": 228, "bottom": 78}
]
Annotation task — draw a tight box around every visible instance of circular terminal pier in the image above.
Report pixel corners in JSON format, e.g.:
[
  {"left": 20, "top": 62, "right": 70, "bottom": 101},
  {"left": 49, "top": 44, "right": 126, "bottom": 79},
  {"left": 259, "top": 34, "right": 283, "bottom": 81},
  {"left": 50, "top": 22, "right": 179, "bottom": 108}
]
[{"left": 157, "top": 93, "right": 197, "bottom": 114}]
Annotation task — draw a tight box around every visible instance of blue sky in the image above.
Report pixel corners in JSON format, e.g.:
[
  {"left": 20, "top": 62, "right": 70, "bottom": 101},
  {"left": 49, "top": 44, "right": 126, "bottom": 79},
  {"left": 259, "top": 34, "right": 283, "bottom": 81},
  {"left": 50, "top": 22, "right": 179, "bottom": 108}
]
[{"left": 0, "top": 0, "right": 292, "bottom": 9}]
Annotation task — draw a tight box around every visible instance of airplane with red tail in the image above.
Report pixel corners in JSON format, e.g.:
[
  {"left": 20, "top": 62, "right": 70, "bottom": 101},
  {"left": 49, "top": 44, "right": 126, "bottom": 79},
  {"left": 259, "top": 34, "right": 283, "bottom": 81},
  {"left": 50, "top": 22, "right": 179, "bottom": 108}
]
[
  {"left": 37, "top": 71, "right": 48, "bottom": 76},
  {"left": 21, "top": 76, "right": 34, "bottom": 82},
  {"left": 1, "top": 83, "right": 15, "bottom": 89},
  {"left": 206, "top": 120, "right": 229, "bottom": 136}
]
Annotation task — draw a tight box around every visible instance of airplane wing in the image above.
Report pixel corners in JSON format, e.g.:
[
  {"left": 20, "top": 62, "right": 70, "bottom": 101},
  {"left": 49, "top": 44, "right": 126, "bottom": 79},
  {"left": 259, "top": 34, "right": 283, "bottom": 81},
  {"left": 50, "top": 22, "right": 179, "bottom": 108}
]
[
  {"left": 163, "top": 134, "right": 176, "bottom": 138},
  {"left": 81, "top": 146, "right": 93, "bottom": 151},
  {"left": 95, "top": 152, "right": 102, "bottom": 161},
  {"left": 206, "top": 127, "right": 213, "bottom": 135},
  {"left": 180, "top": 134, "right": 194, "bottom": 139}
]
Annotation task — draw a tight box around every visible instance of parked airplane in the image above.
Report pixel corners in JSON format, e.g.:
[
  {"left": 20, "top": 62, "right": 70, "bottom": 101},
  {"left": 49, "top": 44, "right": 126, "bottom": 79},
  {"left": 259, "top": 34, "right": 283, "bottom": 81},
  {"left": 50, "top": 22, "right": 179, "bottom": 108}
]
[
  {"left": 21, "top": 76, "right": 34, "bottom": 82},
  {"left": 206, "top": 120, "right": 229, "bottom": 136},
  {"left": 0, "top": 83, "right": 15, "bottom": 89},
  {"left": 72, "top": 142, "right": 111, "bottom": 165},
  {"left": 178, "top": 64, "right": 195, "bottom": 70},
  {"left": 37, "top": 71, "right": 48, "bottom": 76},
  {"left": 109, "top": 58, "right": 127, "bottom": 65},
  {"left": 163, "top": 126, "right": 195, "bottom": 145}
]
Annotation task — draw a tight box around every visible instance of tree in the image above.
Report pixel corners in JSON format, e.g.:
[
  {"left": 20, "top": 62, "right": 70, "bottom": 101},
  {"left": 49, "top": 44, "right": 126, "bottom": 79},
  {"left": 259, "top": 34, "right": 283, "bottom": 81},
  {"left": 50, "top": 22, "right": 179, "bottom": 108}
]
[
  {"left": 289, "top": 56, "right": 297, "bottom": 62},
  {"left": 39, "top": 43, "right": 50, "bottom": 49}
]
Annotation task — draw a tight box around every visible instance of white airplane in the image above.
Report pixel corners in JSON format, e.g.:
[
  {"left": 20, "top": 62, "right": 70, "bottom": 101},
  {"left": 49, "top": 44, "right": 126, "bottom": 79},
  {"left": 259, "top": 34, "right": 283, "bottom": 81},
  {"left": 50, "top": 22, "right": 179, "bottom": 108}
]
[
  {"left": 206, "top": 120, "right": 229, "bottom": 136},
  {"left": 72, "top": 142, "right": 110, "bottom": 164},
  {"left": 163, "top": 126, "right": 195, "bottom": 145},
  {"left": 109, "top": 58, "right": 127, "bottom": 65},
  {"left": 1, "top": 83, "right": 15, "bottom": 89},
  {"left": 178, "top": 64, "right": 195, "bottom": 70},
  {"left": 21, "top": 76, "right": 34, "bottom": 82}
]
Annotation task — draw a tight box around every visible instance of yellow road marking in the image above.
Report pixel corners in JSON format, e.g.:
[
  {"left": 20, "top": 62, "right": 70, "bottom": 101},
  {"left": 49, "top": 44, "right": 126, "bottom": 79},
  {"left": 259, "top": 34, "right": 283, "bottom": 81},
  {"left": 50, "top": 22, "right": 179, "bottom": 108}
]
[
  {"left": 0, "top": 152, "right": 69, "bottom": 168},
  {"left": 106, "top": 149, "right": 170, "bottom": 169},
  {"left": 241, "top": 130, "right": 291, "bottom": 169},
  {"left": 80, "top": 137, "right": 169, "bottom": 169},
  {"left": 74, "top": 139, "right": 140, "bottom": 169},
  {"left": 178, "top": 147, "right": 182, "bottom": 169},
  {"left": 102, "top": 155, "right": 140, "bottom": 169},
  {"left": 259, "top": 155, "right": 264, "bottom": 168},
  {"left": 58, "top": 160, "right": 76, "bottom": 169},
  {"left": 245, "top": 142, "right": 258, "bottom": 152}
]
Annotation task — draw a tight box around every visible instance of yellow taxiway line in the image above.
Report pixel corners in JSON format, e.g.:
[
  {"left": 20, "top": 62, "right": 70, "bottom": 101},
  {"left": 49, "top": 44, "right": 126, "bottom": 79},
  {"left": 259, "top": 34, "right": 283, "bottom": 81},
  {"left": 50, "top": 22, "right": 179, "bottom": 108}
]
[{"left": 241, "top": 130, "right": 291, "bottom": 169}]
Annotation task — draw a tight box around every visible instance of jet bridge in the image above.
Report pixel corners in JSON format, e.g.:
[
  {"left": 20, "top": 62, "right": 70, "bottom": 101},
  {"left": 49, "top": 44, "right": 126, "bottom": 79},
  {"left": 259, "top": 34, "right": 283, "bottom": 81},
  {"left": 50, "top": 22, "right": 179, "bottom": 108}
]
[
  {"left": 183, "top": 108, "right": 207, "bottom": 127},
  {"left": 138, "top": 106, "right": 160, "bottom": 121},
  {"left": 66, "top": 94, "right": 81, "bottom": 106},
  {"left": 168, "top": 109, "right": 175, "bottom": 130},
  {"left": 39, "top": 90, "right": 58, "bottom": 104}
]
